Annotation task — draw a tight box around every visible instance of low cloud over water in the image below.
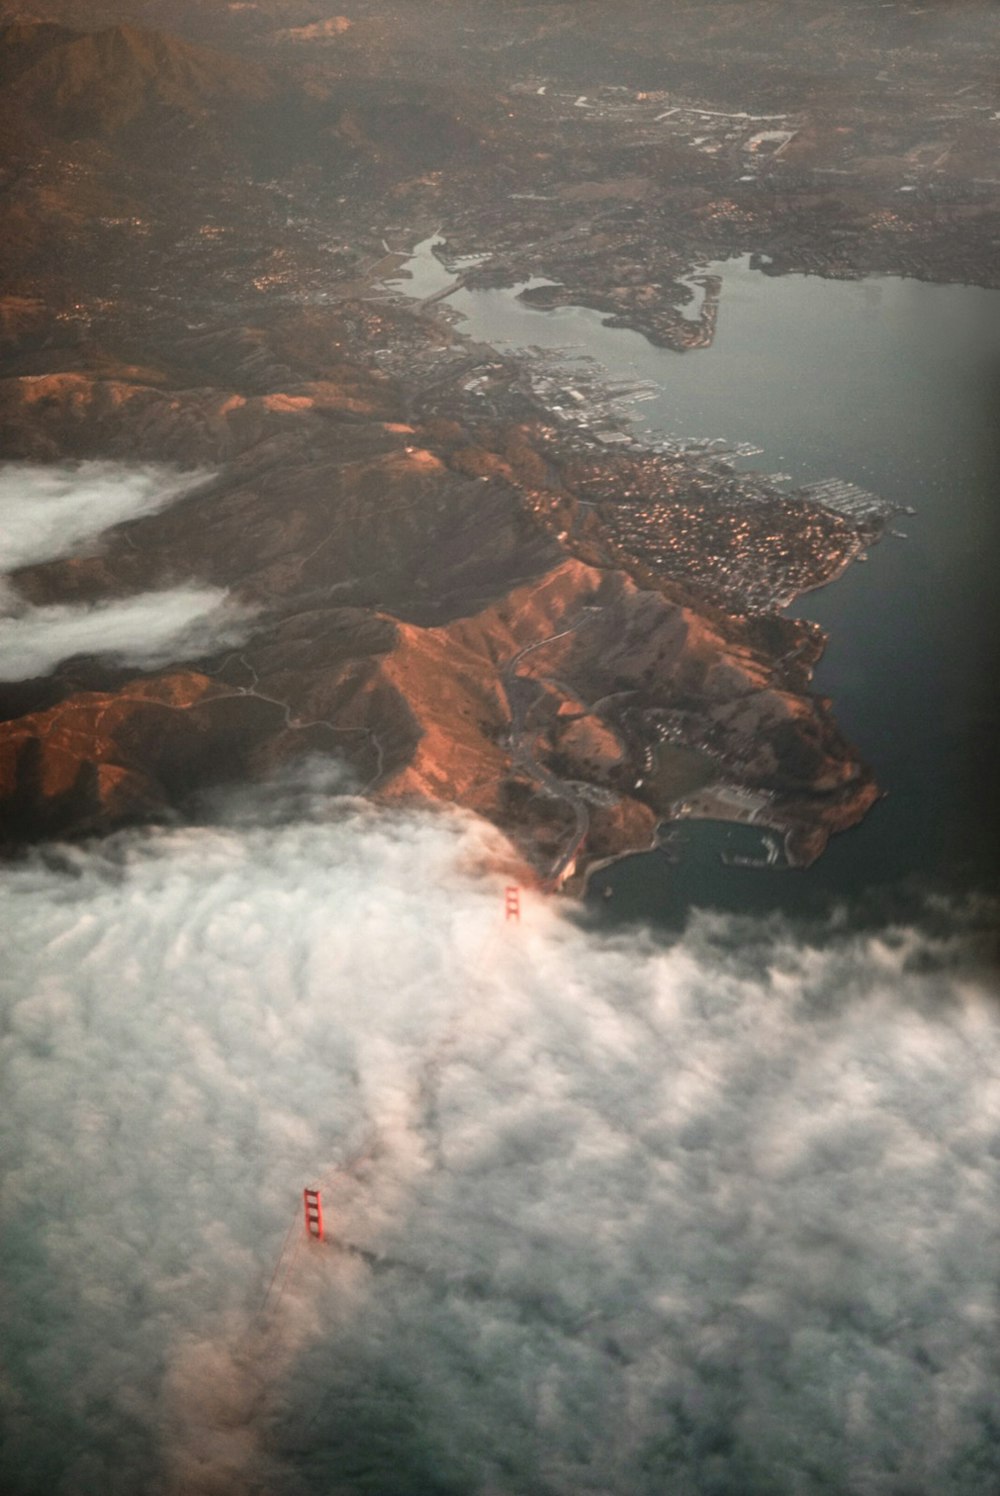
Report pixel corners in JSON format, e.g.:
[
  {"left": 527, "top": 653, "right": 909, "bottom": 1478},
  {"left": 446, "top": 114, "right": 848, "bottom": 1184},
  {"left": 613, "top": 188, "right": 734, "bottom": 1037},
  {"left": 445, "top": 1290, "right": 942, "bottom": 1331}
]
[{"left": 1, "top": 793, "right": 998, "bottom": 1495}]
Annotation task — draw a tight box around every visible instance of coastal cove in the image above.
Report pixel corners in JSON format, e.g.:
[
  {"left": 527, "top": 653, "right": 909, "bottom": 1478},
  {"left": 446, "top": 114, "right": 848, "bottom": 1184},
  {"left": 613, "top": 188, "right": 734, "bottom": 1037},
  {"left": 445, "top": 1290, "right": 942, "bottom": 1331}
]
[{"left": 390, "top": 242, "right": 1000, "bottom": 921}]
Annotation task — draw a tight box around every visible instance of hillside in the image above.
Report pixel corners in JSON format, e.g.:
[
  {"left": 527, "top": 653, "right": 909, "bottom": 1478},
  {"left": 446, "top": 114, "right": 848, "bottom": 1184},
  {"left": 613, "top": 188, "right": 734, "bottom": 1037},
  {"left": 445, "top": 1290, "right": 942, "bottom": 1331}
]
[
  {"left": 2, "top": 5, "right": 994, "bottom": 879},
  {"left": 3, "top": 21, "right": 274, "bottom": 130}
]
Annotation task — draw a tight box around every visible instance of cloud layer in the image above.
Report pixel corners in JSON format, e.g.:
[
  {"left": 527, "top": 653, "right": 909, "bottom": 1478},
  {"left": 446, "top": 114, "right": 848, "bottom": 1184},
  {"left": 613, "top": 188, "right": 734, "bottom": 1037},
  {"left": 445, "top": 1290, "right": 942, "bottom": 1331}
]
[
  {"left": 0, "top": 588, "right": 254, "bottom": 681},
  {"left": 1, "top": 797, "right": 998, "bottom": 1495},
  {"left": 0, "top": 462, "right": 209, "bottom": 575},
  {"left": 0, "top": 462, "right": 253, "bottom": 682}
]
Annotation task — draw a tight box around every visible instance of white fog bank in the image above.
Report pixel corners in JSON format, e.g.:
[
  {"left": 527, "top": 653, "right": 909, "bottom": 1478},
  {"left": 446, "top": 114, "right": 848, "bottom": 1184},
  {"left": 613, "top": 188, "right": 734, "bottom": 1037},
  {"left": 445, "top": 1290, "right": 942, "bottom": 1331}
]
[
  {"left": 0, "top": 462, "right": 255, "bottom": 682},
  {"left": 0, "top": 461, "right": 209, "bottom": 575},
  {"left": 1, "top": 799, "right": 998, "bottom": 1496},
  {"left": 0, "top": 587, "right": 254, "bottom": 680}
]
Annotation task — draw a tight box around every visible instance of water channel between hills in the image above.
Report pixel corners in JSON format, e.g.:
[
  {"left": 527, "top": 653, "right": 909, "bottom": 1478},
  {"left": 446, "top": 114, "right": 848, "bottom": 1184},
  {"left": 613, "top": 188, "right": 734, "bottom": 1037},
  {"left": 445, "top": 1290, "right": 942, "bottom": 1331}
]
[{"left": 390, "top": 242, "right": 1000, "bottom": 924}]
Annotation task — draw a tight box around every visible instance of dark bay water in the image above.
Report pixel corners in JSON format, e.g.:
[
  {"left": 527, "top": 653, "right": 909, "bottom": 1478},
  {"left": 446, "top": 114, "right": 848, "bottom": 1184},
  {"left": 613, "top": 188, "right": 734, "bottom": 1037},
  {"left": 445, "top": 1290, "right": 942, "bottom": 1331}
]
[{"left": 394, "top": 245, "right": 1000, "bottom": 922}]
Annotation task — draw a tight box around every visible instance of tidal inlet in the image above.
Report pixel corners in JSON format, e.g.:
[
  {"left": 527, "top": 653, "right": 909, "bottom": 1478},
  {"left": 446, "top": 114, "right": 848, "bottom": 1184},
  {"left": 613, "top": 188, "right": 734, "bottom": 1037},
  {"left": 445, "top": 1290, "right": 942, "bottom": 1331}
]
[{"left": 0, "top": 3, "right": 998, "bottom": 1494}]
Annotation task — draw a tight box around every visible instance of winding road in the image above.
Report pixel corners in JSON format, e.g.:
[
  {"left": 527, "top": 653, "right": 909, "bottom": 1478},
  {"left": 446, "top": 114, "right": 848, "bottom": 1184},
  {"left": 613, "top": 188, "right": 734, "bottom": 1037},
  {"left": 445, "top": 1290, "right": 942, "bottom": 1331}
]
[{"left": 498, "top": 618, "right": 594, "bottom": 889}]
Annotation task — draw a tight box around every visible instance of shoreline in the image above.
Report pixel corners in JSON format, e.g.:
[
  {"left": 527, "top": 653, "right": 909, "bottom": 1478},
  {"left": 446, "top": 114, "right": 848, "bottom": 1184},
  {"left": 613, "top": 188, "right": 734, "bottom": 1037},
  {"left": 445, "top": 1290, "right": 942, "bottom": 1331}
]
[{"left": 366, "top": 236, "right": 887, "bottom": 893}]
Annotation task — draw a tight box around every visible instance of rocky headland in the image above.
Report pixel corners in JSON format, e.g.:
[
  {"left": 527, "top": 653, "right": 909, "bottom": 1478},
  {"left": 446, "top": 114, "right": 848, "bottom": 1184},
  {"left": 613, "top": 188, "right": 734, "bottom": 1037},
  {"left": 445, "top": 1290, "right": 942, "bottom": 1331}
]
[
  {"left": 5, "top": 2, "right": 993, "bottom": 885},
  {"left": 0, "top": 320, "right": 877, "bottom": 884}
]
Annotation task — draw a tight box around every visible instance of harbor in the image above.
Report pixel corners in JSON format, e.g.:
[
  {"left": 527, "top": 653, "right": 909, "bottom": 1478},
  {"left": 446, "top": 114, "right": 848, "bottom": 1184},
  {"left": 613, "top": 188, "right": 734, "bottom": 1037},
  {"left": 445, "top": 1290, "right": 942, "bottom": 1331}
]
[{"left": 381, "top": 241, "right": 1000, "bottom": 916}]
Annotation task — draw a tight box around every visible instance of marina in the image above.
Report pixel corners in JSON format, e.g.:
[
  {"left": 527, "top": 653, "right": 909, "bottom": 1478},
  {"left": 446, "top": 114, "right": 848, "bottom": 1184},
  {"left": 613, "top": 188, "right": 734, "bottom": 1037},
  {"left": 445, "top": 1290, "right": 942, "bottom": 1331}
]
[{"left": 390, "top": 241, "right": 1000, "bottom": 918}]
